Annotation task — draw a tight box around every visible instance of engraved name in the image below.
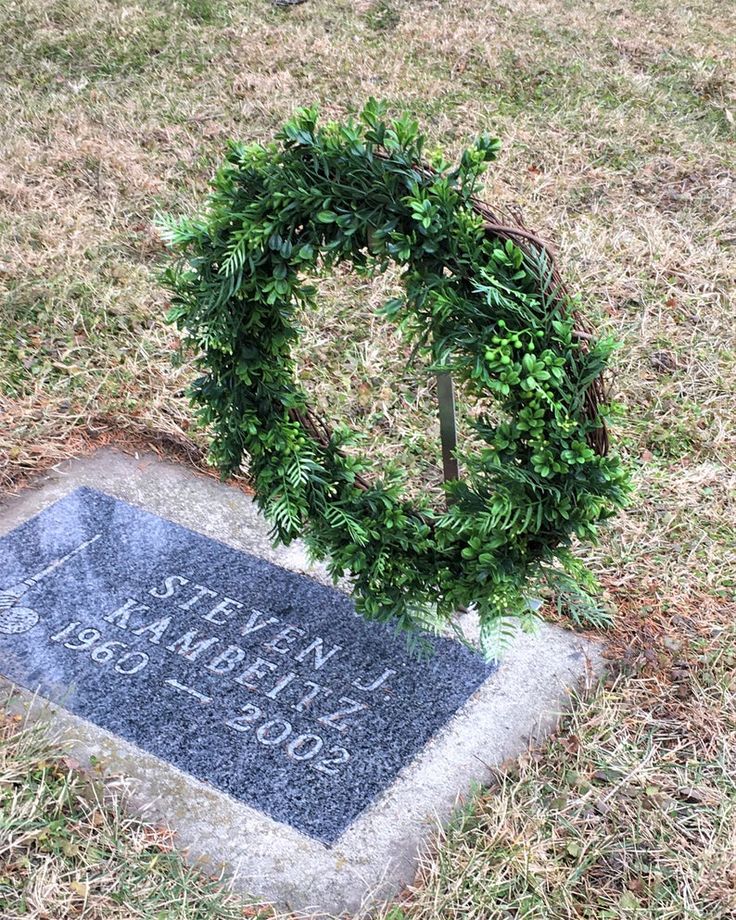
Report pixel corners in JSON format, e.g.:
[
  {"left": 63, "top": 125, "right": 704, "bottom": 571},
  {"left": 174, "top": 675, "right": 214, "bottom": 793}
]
[{"left": 48, "top": 573, "right": 398, "bottom": 778}]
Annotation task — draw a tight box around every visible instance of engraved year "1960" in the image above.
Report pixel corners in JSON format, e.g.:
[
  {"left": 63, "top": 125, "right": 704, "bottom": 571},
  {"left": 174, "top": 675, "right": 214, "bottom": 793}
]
[
  {"left": 49, "top": 620, "right": 150, "bottom": 674},
  {"left": 225, "top": 702, "right": 350, "bottom": 777}
]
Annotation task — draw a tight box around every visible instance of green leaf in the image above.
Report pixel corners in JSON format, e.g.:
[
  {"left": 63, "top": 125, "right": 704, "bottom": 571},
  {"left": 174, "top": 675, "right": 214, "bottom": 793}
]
[
  {"left": 159, "top": 101, "right": 630, "bottom": 650},
  {"left": 619, "top": 891, "right": 641, "bottom": 911}
]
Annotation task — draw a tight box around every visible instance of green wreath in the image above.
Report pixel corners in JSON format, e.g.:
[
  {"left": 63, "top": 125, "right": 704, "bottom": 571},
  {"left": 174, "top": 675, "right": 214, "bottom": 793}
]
[{"left": 161, "top": 100, "right": 630, "bottom": 654}]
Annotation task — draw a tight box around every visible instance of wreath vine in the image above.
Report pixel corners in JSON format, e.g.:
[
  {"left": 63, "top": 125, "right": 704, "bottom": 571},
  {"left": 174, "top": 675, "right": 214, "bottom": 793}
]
[{"left": 161, "top": 100, "right": 630, "bottom": 655}]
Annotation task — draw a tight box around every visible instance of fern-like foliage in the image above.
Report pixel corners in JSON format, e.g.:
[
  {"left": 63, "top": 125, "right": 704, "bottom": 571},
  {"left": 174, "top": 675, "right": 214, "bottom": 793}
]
[{"left": 161, "top": 100, "right": 631, "bottom": 658}]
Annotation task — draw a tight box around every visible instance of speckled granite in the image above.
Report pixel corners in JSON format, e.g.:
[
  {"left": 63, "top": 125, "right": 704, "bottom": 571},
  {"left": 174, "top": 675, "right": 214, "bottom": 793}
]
[{"left": 0, "top": 486, "right": 494, "bottom": 844}]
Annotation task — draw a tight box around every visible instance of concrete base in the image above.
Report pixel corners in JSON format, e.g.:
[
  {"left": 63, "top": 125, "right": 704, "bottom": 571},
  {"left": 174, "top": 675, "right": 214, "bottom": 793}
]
[{"left": 0, "top": 449, "right": 604, "bottom": 915}]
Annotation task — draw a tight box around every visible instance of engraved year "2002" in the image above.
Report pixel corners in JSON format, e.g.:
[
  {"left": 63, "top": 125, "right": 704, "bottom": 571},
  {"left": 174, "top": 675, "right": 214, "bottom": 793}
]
[{"left": 225, "top": 703, "right": 350, "bottom": 776}]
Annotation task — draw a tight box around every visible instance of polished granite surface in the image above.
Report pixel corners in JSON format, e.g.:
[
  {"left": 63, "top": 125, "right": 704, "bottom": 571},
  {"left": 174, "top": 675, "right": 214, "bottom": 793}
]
[{"left": 0, "top": 486, "right": 495, "bottom": 843}]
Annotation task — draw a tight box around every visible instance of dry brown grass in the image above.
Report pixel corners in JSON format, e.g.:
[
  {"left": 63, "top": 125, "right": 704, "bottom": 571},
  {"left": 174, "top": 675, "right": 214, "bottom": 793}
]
[
  {"left": 0, "top": 708, "right": 265, "bottom": 919},
  {"left": 1, "top": 0, "right": 736, "bottom": 917},
  {"left": 390, "top": 589, "right": 736, "bottom": 919},
  {"left": 2, "top": 0, "right": 735, "bottom": 595}
]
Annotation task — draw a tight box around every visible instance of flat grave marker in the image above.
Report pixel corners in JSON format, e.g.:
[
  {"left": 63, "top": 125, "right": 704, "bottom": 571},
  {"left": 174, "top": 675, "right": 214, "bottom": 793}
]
[
  {"left": 0, "top": 449, "right": 602, "bottom": 913},
  {"left": 0, "top": 486, "right": 494, "bottom": 843}
]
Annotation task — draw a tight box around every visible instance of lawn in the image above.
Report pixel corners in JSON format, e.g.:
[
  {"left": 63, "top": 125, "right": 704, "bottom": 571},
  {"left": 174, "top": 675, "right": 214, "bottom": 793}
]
[{"left": 1, "top": 0, "right": 735, "bottom": 917}]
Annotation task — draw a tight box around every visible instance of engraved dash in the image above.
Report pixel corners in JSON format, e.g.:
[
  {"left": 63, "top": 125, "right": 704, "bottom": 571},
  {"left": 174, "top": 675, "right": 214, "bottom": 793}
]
[{"left": 165, "top": 679, "right": 212, "bottom": 704}]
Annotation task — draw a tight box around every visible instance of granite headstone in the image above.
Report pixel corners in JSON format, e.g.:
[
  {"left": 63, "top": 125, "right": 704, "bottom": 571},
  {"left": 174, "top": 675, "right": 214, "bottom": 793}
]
[{"left": 0, "top": 487, "right": 494, "bottom": 844}]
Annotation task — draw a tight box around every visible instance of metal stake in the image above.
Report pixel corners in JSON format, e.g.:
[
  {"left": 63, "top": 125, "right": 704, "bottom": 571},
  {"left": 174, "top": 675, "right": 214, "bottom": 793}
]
[{"left": 436, "top": 372, "right": 459, "bottom": 500}]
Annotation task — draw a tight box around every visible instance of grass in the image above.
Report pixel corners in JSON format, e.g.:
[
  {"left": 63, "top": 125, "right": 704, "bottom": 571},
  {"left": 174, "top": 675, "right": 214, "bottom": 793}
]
[
  {"left": 0, "top": 0, "right": 735, "bottom": 916},
  {"left": 0, "top": 709, "right": 262, "bottom": 919},
  {"left": 403, "top": 603, "right": 736, "bottom": 919}
]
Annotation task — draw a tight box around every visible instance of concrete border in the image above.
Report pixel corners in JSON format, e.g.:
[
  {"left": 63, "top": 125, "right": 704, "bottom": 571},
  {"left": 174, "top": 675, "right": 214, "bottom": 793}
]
[{"left": 0, "top": 449, "right": 604, "bottom": 915}]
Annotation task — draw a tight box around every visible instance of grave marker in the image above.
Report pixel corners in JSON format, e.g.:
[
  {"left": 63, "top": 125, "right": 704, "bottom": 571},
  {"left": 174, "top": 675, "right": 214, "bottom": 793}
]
[
  {"left": 0, "top": 449, "right": 602, "bottom": 912},
  {"left": 0, "top": 486, "right": 494, "bottom": 843}
]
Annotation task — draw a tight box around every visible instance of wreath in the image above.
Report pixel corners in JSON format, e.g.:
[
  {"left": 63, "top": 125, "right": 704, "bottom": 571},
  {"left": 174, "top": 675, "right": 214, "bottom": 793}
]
[{"left": 161, "top": 100, "right": 630, "bottom": 655}]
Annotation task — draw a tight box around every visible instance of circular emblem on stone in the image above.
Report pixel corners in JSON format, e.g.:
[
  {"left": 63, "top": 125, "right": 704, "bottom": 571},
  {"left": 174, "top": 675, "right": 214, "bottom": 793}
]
[
  {"left": 0, "top": 604, "right": 40, "bottom": 635},
  {"left": 0, "top": 533, "right": 102, "bottom": 637}
]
